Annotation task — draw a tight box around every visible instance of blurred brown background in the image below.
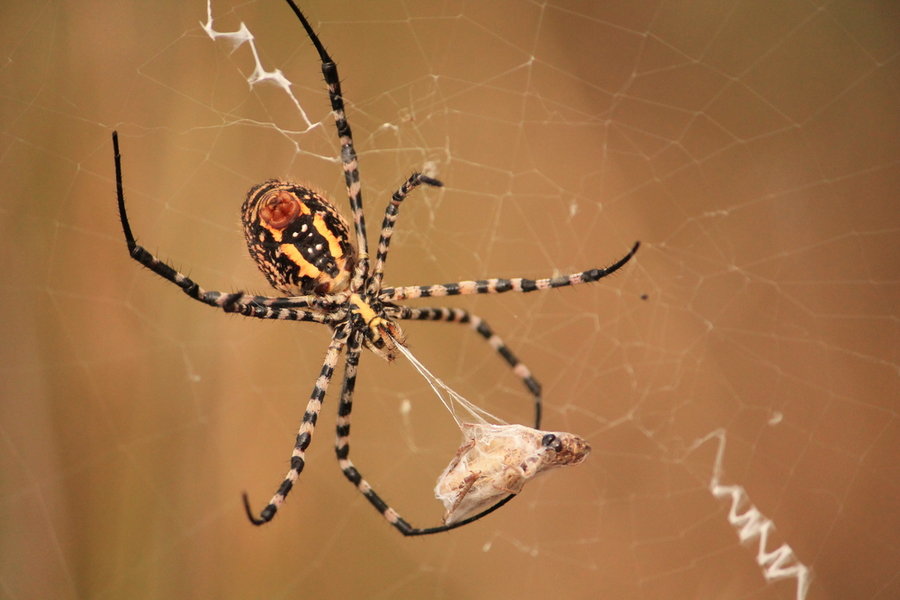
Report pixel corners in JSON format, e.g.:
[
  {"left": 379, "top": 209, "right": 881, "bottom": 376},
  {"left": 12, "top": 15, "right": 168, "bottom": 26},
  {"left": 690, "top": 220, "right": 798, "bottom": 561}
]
[{"left": 1, "top": 1, "right": 897, "bottom": 599}]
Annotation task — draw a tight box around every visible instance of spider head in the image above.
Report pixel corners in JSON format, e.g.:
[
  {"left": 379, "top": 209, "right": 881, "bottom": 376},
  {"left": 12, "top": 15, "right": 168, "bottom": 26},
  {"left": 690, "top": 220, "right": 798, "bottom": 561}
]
[
  {"left": 362, "top": 319, "right": 406, "bottom": 361},
  {"left": 242, "top": 180, "right": 356, "bottom": 295},
  {"left": 348, "top": 294, "right": 406, "bottom": 361}
]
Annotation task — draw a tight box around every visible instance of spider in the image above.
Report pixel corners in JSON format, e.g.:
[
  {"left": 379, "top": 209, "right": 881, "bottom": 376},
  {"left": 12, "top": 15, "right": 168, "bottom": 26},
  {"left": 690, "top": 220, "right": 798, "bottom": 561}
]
[{"left": 111, "top": 0, "right": 639, "bottom": 536}]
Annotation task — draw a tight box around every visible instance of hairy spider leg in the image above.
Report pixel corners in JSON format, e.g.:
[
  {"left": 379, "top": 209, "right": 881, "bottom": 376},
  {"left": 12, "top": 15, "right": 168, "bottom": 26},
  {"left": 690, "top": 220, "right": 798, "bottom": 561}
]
[
  {"left": 283, "top": 0, "right": 370, "bottom": 290},
  {"left": 368, "top": 172, "right": 443, "bottom": 297},
  {"left": 244, "top": 328, "right": 348, "bottom": 524},
  {"left": 379, "top": 241, "right": 640, "bottom": 302}
]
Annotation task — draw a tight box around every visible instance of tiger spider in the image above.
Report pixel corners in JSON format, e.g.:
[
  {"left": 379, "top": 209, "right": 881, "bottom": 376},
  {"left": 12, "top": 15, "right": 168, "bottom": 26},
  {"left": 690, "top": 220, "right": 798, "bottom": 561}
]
[{"left": 111, "top": 0, "right": 639, "bottom": 536}]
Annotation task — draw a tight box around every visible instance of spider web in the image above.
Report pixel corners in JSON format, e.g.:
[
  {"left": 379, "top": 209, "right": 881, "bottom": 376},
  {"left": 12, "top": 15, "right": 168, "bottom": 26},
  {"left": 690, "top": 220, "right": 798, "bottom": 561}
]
[{"left": 1, "top": 1, "right": 897, "bottom": 598}]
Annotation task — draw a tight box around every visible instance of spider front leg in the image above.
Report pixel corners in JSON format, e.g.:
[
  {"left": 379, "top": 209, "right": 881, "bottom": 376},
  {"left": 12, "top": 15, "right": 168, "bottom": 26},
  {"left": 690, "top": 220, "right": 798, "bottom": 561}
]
[
  {"left": 367, "top": 172, "right": 443, "bottom": 296},
  {"left": 284, "top": 0, "right": 370, "bottom": 288},
  {"left": 379, "top": 241, "right": 640, "bottom": 302},
  {"left": 243, "top": 327, "right": 348, "bottom": 525},
  {"left": 334, "top": 325, "right": 516, "bottom": 536}
]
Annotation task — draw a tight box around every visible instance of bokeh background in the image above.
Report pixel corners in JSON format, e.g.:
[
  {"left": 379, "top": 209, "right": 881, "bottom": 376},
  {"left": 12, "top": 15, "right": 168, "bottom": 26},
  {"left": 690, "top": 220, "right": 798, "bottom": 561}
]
[{"left": 1, "top": 1, "right": 897, "bottom": 599}]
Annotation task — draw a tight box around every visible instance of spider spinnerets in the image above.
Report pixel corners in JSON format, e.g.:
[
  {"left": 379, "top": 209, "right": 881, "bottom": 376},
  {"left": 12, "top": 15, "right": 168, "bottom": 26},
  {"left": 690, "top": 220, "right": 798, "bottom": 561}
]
[{"left": 111, "top": 0, "right": 639, "bottom": 536}]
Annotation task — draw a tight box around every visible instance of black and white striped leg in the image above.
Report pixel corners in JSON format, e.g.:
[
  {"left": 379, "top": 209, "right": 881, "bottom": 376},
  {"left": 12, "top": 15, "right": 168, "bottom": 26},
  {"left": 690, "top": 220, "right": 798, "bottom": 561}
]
[
  {"left": 228, "top": 302, "right": 338, "bottom": 323},
  {"left": 391, "top": 306, "right": 543, "bottom": 428},
  {"left": 283, "top": 0, "right": 370, "bottom": 287},
  {"left": 333, "top": 326, "right": 517, "bottom": 536},
  {"left": 379, "top": 241, "right": 640, "bottom": 302},
  {"left": 367, "top": 172, "right": 443, "bottom": 296},
  {"left": 334, "top": 329, "right": 413, "bottom": 534},
  {"left": 114, "top": 131, "right": 340, "bottom": 323},
  {"left": 243, "top": 327, "right": 348, "bottom": 525}
]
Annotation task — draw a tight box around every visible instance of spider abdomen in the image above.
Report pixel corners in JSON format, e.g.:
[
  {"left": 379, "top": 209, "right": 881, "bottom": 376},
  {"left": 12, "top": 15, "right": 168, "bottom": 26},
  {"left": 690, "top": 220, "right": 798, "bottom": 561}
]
[{"left": 242, "top": 180, "right": 356, "bottom": 295}]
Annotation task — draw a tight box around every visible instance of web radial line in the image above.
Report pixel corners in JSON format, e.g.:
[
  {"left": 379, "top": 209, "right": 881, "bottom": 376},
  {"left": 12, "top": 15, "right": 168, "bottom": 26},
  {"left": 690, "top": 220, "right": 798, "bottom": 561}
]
[
  {"left": 334, "top": 328, "right": 413, "bottom": 534},
  {"left": 380, "top": 241, "right": 640, "bottom": 301}
]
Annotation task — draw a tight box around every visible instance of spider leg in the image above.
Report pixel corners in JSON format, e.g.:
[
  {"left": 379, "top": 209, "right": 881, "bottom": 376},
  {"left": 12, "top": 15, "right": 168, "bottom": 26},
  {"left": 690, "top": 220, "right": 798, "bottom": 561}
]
[
  {"left": 283, "top": 0, "right": 370, "bottom": 287},
  {"left": 232, "top": 303, "right": 339, "bottom": 324},
  {"left": 367, "top": 172, "right": 443, "bottom": 296},
  {"left": 379, "top": 241, "right": 640, "bottom": 302},
  {"left": 389, "top": 305, "right": 543, "bottom": 428},
  {"left": 334, "top": 326, "right": 516, "bottom": 536},
  {"left": 333, "top": 329, "right": 415, "bottom": 532},
  {"left": 244, "top": 327, "right": 348, "bottom": 525},
  {"left": 113, "top": 132, "right": 338, "bottom": 323}
]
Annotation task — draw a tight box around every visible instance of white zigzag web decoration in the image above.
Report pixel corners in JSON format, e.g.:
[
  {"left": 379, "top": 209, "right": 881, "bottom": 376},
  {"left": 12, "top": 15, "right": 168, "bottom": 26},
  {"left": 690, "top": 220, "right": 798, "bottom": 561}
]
[{"left": 691, "top": 430, "right": 812, "bottom": 600}]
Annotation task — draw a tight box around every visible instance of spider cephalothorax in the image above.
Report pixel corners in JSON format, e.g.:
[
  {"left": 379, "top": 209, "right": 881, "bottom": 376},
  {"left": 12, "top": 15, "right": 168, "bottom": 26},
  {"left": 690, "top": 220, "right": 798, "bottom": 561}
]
[{"left": 111, "top": 0, "right": 638, "bottom": 536}]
